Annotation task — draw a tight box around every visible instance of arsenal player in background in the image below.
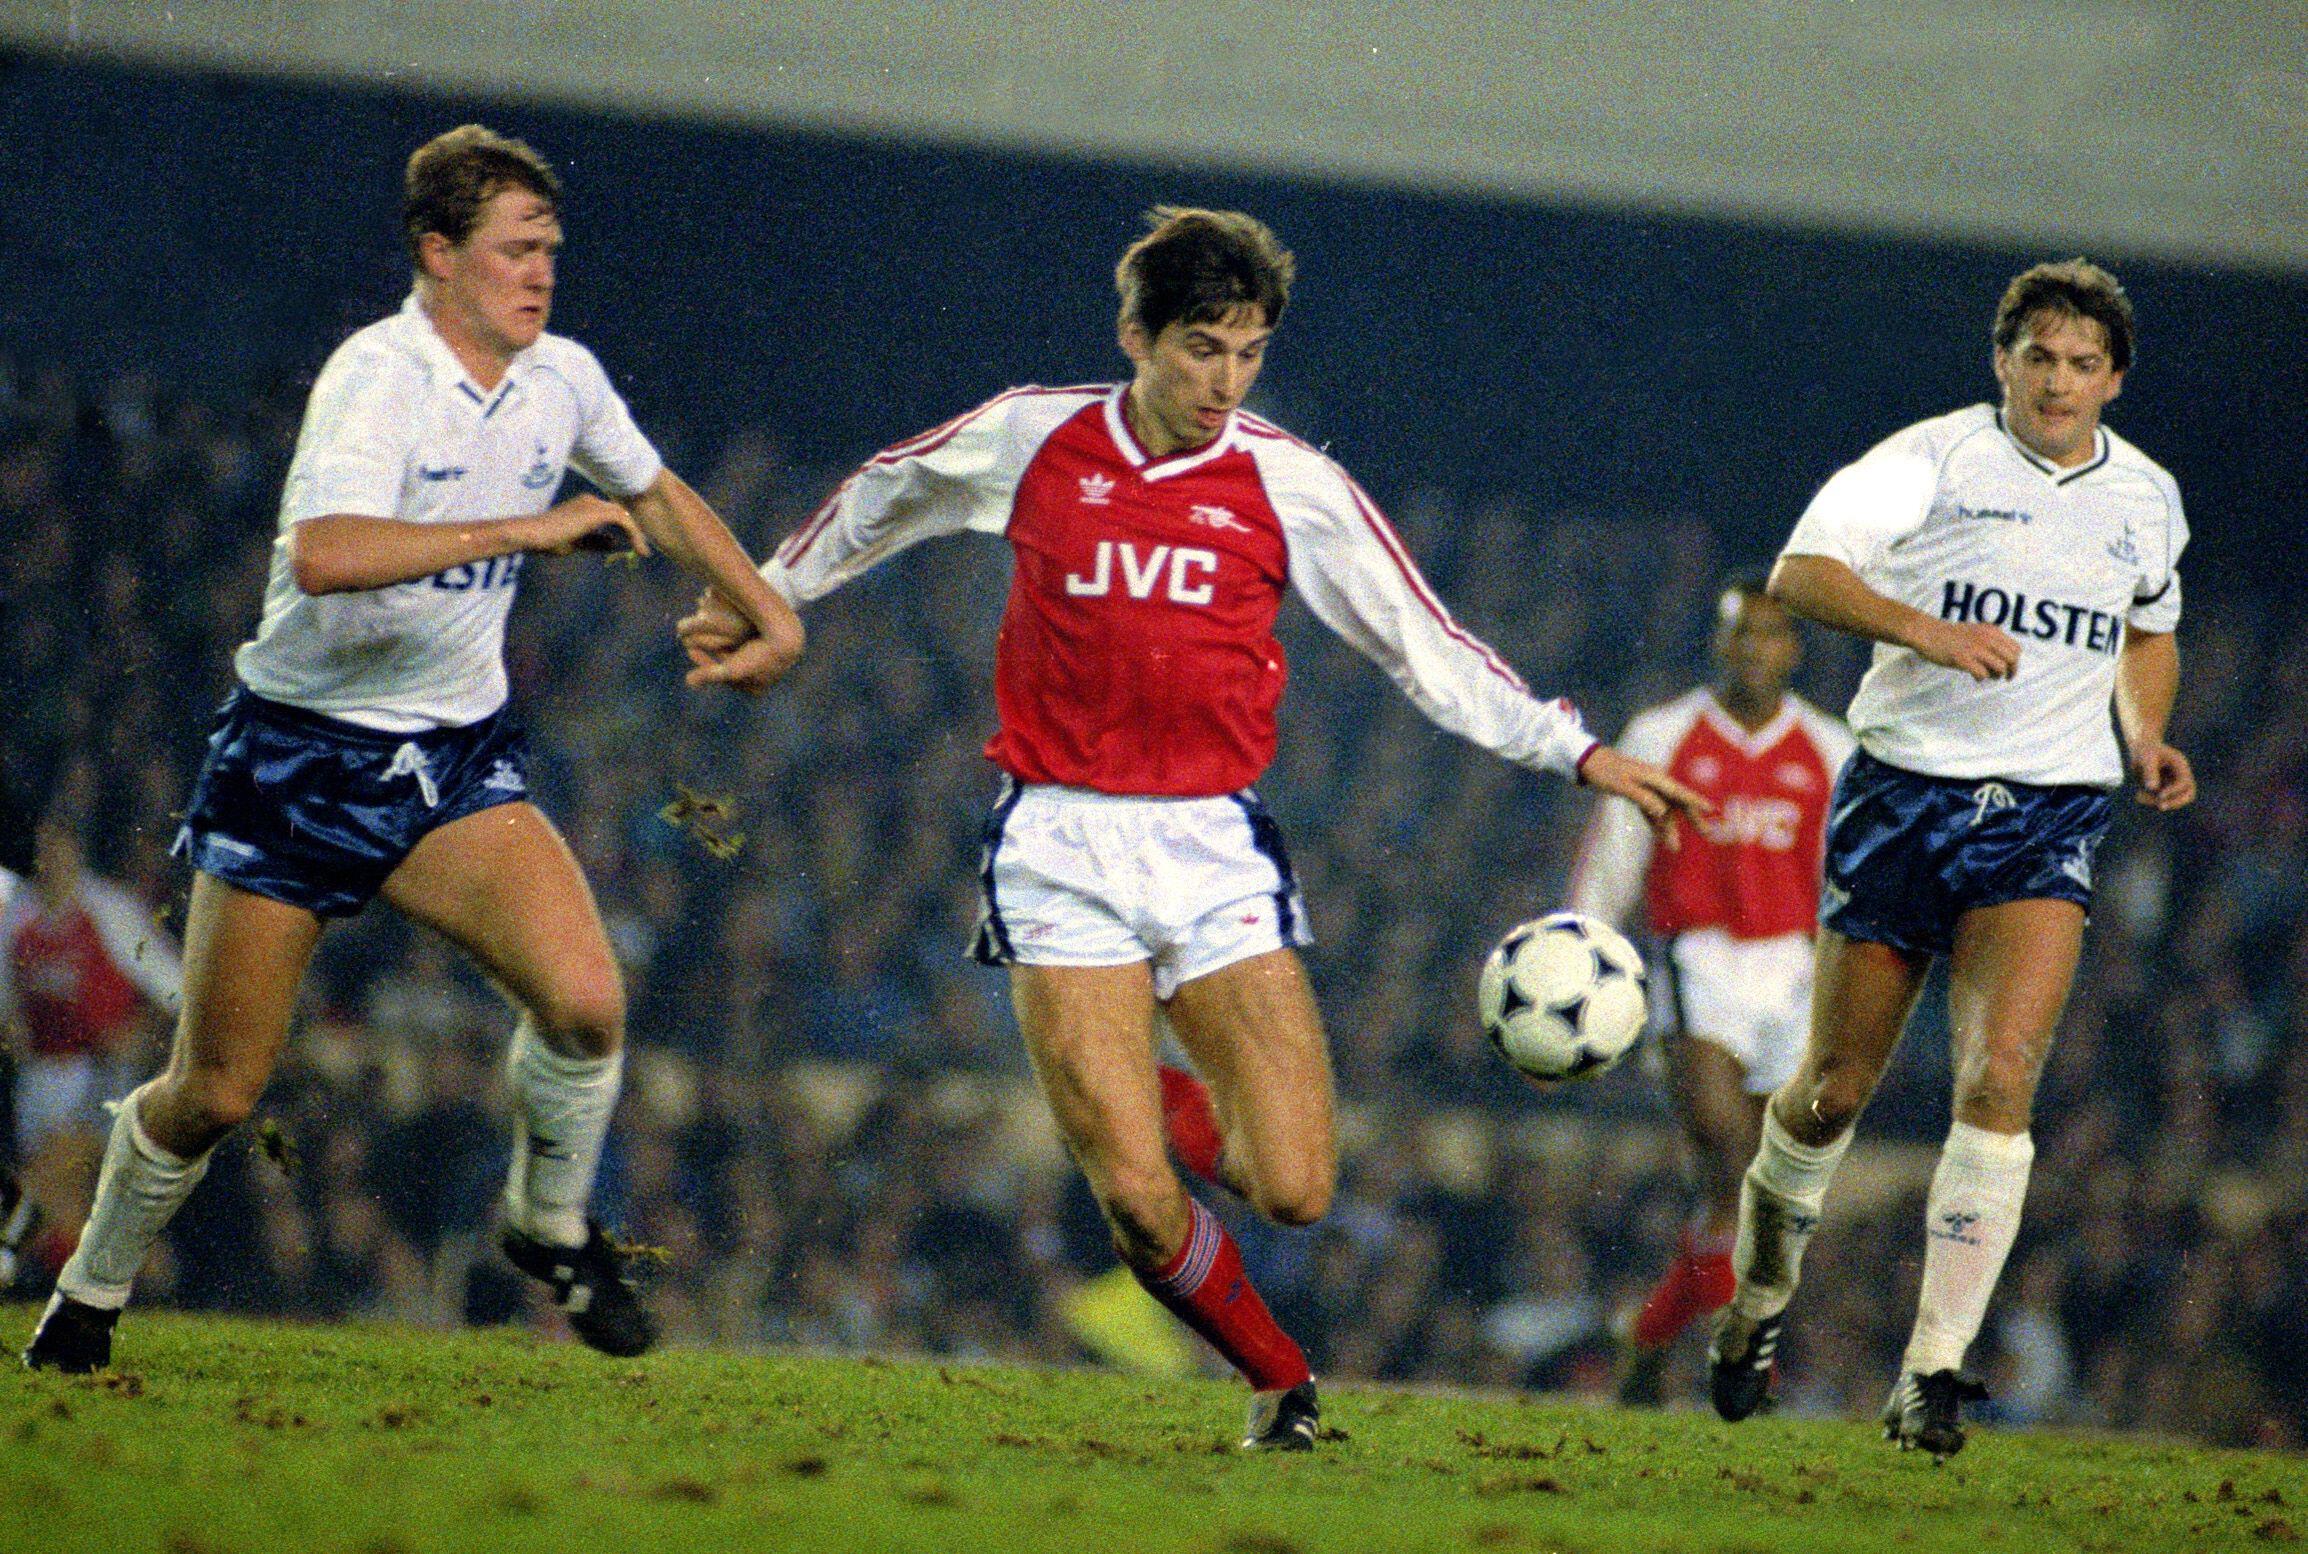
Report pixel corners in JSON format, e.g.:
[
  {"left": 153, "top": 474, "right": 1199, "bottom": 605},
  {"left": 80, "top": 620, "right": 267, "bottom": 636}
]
[
  {"left": 1, "top": 813, "right": 184, "bottom": 1291},
  {"left": 1568, "top": 576, "right": 1851, "bottom": 1405},
  {"left": 681, "top": 206, "right": 1708, "bottom": 1448}
]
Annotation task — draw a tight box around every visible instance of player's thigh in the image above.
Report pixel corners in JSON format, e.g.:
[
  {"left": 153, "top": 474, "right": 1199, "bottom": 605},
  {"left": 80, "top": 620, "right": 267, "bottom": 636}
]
[
  {"left": 379, "top": 803, "right": 622, "bottom": 1046},
  {"left": 157, "top": 873, "right": 326, "bottom": 1120},
  {"left": 1946, "top": 897, "right": 2085, "bottom": 1120},
  {"left": 1163, "top": 949, "right": 1335, "bottom": 1204},
  {"left": 1007, "top": 960, "right": 1168, "bottom": 1193}
]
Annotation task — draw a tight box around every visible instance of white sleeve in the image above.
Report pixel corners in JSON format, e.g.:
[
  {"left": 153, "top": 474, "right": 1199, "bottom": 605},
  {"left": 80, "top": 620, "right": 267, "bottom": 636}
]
[
  {"left": 2128, "top": 474, "right": 2187, "bottom": 634},
  {"left": 1565, "top": 707, "right": 1677, "bottom": 928},
  {"left": 761, "top": 389, "right": 1064, "bottom": 606},
  {"left": 1270, "top": 452, "right": 1595, "bottom": 777},
  {"left": 1780, "top": 442, "right": 1938, "bottom": 575},
  {"left": 81, "top": 881, "right": 182, "bottom": 1013},
  {"left": 279, "top": 340, "right": 425, "bottom": 523},
  {"left": 560, "top": 344, "right": 665, "bottom": 500}
]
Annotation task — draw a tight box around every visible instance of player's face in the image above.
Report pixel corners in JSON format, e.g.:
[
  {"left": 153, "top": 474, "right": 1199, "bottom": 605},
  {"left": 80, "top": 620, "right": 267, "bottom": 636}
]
[
  {"left": 1120, "top": 306, "right": 1272, "bottom": 455},
  {"left": 1993, "top": 309, "right": 2124, "bottom": 468},
  {"left": 1714, "top": 590, "right": 1799, "bottom": 703},
  {"left": 424, "top": 186, "right": 561, "bottom": 366}
]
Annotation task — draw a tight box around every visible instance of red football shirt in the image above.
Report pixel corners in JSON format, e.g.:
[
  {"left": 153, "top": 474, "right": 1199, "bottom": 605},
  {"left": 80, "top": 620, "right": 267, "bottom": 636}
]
[
  {"left": 769, "top": 385, "right": 1595, "bottom": 797},
  {"left": 1570, "top": 689, "right": 1853, "bottom": 939},
  {"left": 7, "top": 904, "right": 144, "bottom": 1057}
]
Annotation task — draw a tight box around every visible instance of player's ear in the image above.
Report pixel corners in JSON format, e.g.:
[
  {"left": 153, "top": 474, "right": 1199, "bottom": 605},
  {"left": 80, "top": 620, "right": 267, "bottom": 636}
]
[
  {"left": 415, "top": 229, "right": 456, "bottom": 284},
  {"left": 1118, "top": 320, "right": 1151, "bottom": 368},
  {"left": 2105, "top": 368, "right": 2124, "bottom": 402}
]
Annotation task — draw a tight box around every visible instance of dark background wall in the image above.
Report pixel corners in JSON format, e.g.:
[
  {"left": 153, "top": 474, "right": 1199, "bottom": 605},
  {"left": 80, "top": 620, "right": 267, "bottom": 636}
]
[{"left": 2, "top": 53, "right": 2297, "bottom": 580}]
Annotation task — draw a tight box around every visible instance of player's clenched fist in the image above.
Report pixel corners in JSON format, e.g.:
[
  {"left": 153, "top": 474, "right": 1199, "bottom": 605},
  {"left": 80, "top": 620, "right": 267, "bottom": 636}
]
[
  {"left": 678, "top": 587, "right": 750, "bottom": 655},
  {"left": 521, "top": 493, "right": 649, "bottom": 556}
]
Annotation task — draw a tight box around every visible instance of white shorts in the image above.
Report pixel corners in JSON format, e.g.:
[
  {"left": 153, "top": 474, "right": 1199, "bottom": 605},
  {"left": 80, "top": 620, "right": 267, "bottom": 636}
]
[
  {"left": 969, "top": 780, "right": 1312, "bottom": 1000},
  {"left": 1652, "top": 928, "right": 1814, "bottom": 1096}
]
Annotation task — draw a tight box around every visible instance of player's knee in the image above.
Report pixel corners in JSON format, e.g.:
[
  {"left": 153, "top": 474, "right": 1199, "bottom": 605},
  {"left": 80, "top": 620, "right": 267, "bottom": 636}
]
[
  {"left": 1782, "top": 1068, "right": 1865, "bottom": 1143},
  {"left": 1245, "top": 1146, "right": 1334, "bottom": 1227},
  {"left": 171, "top": 1069, "right": 264, "bottom": 1141},
  {"left": 1253, "top": 1171, "right": 1332, "bottom": 1228},
  {"left": 1953, "top": 1041, "right": 2039, "bottom": 1123},
  {"left": 531, "top": 973, "right": 626, "bottom": 1058},
  {"left": 1095, "top": 1162, "right": 1187, "bottom": 1261}
]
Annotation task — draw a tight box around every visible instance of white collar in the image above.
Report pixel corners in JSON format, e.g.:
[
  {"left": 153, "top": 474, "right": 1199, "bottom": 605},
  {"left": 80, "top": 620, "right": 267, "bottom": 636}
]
[
  {"left": 1699, "top": 689, "right": 1798, "bottom": 756},
  {"left": 1994, "top": 406, "right": 2110, "bottom": 487},
  {"left": 401, "top": 292, "right": 531, "bottom": 409}
]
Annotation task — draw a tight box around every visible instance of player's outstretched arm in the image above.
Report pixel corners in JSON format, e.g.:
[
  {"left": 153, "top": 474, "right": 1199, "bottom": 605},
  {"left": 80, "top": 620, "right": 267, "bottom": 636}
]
[
  {"left": 624, "top": 471, "right": 805, "bottom": 694},
  {"left": 1768, "top": 554, "right": 2020, "bottom": 682},
  {"left": 291, "top": 496, "right": 648, "bottom": 595},
  {"left": 1575, "top": 745, "right": 1712, "bottom": 850},
  {"left": 2116, "top": 628, "right": 2194, "bottom": 810}
]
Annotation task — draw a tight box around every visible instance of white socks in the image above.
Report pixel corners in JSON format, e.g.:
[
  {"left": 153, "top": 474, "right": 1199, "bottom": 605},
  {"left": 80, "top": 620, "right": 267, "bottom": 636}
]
[
  {"left": 502, "top": 1015, "right": 623, "bottom": 1249},
  {"left": 56, "top": 1083, "right": 212, "bottom": 1311},
  {"left": 1903, "top": 1121, "right": 2033, "bottom": 1376},
  {"left": 1730, "top": 1105, "right": 1851, "bottom": 1321}
]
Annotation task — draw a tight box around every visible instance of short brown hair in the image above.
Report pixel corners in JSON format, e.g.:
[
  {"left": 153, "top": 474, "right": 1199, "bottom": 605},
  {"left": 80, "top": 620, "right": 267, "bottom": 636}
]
[
  {"left": 1993, "top": 259, "right": 2135, "bottom": 372},
  {"left": 1116, "top": 207, "right": 1295, "bottom": 338},
  {"left": 403, "top": 125, "right": 561, "bottom": 264}
]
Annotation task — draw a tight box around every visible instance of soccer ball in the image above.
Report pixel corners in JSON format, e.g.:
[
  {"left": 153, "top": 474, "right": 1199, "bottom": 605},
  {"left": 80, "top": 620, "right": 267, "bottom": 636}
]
[{"left": 1477, "top": 911, "right": 1649, "bottom": 1084}]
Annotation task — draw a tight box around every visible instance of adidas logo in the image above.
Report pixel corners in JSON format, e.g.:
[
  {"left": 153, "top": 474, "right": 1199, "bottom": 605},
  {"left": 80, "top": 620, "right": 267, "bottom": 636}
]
[{"left": 1078, "top": 473, "right": 1115, "bottom": 505}]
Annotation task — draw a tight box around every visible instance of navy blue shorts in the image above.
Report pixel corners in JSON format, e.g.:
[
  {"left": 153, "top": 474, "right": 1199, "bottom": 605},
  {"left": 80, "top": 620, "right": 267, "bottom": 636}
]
[
  {"left": 173, "top": 688, "right": 533, "bottom": 917},
  {"left": 1820, "top": 750, "right": 2112, "bottom": 958}
]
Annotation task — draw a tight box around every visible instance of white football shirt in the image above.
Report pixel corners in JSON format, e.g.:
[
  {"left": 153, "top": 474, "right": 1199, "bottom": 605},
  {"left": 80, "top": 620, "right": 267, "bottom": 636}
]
[
  {"left": 236, "top": 294, "right": 663, "bottom": 731},
  {"left": 1781, "top": 403, "right": 2185, "bottom": 786}
]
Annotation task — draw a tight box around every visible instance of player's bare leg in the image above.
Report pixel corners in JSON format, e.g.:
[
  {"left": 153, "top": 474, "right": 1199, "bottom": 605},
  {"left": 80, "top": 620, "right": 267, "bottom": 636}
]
[
  {"left": 381, "top": 802, "right": 652, "bottom": 1355},
  {"left": 1887, "top": 898, "right": 2080, "bottom": 1458},
  {"left": 1011, "top": 962, "right": 1182, "bottom": 1262},
  {"left": 1712, "top": 930, "right": 1927, "bottom": 1419},
  {"left": 1622, "top": 1034, "right": 1761, "bottom": 1403},
  {"left": 1012, "top": 961, "right": 1316, "bottom": 1447},
  {"left": 1162, "top": 949, "right": 1336, "bottom": 1229},
  {"left": 28, "top": 876, "right": 322, "bottom": 1371}
]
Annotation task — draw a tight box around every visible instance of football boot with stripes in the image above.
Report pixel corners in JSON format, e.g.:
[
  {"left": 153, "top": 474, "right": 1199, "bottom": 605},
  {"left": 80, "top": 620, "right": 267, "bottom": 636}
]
[
  {"left": 1708, "top": 1307, "right": 1782, "bottom": 1422},
  {"left": 502, "top": 1220, "right": 658, "bottom": 1358},
  {"left": 1882, "top": 1370, "right": 1989, "bottom": 1461},
  {"left": 1241, "top": 1379, "right": 1320, "bottom": 1451}
]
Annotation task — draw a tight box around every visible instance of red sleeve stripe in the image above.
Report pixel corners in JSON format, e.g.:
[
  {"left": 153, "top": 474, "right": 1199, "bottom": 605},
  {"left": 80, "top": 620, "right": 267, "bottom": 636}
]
[
  {"left": 776, "top": 474, "right": 857, "bottom": 565},
  {"left": 1337, "top": 473, "right": 1530, "bottom": 694},
  {"left": 1244, "top": 414, "right": 1531, "bottom": 694},
  {"left": 870, "top": 383, "right": 1106, "bottom": 467}
]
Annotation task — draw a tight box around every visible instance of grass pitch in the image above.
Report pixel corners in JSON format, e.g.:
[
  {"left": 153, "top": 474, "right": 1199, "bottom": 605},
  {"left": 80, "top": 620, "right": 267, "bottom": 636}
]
[{"left": 2, "top": 1308, "right": 2300, "bottom": 1554}]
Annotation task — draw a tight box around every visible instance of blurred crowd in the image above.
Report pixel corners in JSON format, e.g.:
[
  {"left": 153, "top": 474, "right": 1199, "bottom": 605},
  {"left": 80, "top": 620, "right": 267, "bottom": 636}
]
[{"left": 2, "top": 360, "right": 2303, "bottom": 1449}]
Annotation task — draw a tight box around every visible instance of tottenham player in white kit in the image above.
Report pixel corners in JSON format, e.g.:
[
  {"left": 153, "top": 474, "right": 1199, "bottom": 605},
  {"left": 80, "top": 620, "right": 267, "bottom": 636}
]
[
  {"left": 22, "top": 127, "right": 803, "bottom": 1373},
  {"left": 682, "top": 207, "right": 1707, "bottom": 1448},
  {"left": 1707, "top": 262, "right": 2194, "bottom": 1457}
]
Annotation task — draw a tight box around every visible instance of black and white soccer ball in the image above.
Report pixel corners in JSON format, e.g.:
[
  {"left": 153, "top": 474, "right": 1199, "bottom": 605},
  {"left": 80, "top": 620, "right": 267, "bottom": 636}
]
[{"left": 1477, "top": 911, "right": 1649, "bottom": 1084}]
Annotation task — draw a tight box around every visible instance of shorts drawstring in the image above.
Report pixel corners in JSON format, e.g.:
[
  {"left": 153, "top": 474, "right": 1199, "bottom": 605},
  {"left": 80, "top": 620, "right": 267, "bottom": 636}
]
[{"left": 386, "top": 742, "right": 441, "bottom": 808}]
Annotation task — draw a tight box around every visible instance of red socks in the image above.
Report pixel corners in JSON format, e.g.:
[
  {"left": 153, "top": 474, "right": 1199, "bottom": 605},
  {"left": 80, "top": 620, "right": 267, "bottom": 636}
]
[
  {"left": 1137, "top": 1198, "right": 1310, "bottom": 1392},
  {"left": 1145, "top": 1069, "right": 1306, "bottom": 1390},
  {"left": 1158, "top": 1064, "right": 1226, "bottom": 1186},
  {"left": 1630, "top": 1228, "right": 1737, "bottom": 1351}
]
